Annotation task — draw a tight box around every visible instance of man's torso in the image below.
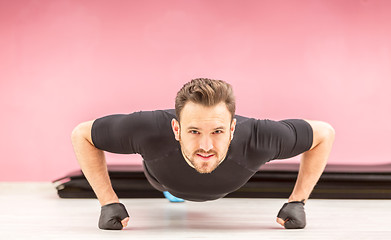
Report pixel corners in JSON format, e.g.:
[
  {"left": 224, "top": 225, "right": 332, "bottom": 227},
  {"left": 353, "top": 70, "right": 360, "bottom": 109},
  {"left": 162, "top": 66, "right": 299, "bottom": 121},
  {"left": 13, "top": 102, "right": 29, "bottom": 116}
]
[{"left": 91, "top": 109, "right": 313, "bottom": 201}]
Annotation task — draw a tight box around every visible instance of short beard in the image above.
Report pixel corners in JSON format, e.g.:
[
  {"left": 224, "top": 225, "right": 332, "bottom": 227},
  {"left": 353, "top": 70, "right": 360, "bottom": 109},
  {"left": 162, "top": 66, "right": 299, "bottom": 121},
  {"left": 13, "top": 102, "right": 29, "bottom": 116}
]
[
  {"left": 178, "top": 132, "right": 231, "bottom": 174},
  {"left": 180, "top": 142, "right": 220, "bottom": 174},
  {"left": 193, "top": 151, "right": 220, "bottom": 174}
]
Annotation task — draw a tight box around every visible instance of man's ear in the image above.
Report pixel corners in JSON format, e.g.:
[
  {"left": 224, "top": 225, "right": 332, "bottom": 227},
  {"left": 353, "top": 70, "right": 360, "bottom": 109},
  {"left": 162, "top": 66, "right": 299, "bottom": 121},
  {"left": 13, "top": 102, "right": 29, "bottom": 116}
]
[
  {"left": 230, "top": 118, "right": 237, "bottom": 140},
  {"left": 171, "top": 118, "right": 180, "bottom": 141}
]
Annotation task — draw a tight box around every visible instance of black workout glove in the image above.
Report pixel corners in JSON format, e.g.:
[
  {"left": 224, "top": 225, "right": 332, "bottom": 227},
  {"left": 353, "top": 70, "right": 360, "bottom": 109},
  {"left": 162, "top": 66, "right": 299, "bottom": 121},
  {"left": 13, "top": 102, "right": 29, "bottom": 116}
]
[
  {"left": 277, "top": 201, "right": 306, "bottom": 229},
  {"left": 98, "top": 203, "right": 129, "bottom": 230}
]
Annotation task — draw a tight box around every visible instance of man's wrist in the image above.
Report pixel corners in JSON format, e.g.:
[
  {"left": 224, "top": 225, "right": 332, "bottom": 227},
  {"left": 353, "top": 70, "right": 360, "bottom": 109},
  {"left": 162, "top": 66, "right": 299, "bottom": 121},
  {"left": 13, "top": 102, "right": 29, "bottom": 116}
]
[
  {"left": 99, "top": 194, "right": 120, "bottom": 206},
  {"left": 100, "top": 199, "right": 120, "bottom": 206},
  {"left": 288, "top": 195, "right": 307, "bottom": 203}
]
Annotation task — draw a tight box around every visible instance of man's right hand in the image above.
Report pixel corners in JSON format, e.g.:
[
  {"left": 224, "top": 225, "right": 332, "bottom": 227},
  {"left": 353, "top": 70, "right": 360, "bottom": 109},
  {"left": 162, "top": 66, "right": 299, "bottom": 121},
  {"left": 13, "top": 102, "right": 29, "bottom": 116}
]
[
  {"left": 98, "top": 203, "right": 130, "bottom": 230},
  {"left": 72, "top": 121, "right": 127, "bottom": 229}
]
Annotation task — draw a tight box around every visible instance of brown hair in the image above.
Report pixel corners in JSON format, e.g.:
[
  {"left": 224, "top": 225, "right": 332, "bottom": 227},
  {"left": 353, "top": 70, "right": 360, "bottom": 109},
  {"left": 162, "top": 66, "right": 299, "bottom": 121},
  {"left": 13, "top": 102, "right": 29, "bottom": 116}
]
[{"left": 175, "top": 78, "right": 236, "bottom": 121}]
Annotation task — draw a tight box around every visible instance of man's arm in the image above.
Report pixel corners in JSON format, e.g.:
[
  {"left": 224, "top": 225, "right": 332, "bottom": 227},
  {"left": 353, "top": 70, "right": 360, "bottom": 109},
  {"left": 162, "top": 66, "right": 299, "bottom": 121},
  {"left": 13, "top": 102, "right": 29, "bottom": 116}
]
[
  {"left": 288, "top": 120, "right": 335, "bottom": 202},
  {"left": 71, "top": 120, "right": 119, "bottom": 206},
  {"left": 71, "top": 121, "right": 129, "bottom": 228},
  {"left": 277, "top": 120, "right": 335, "bottom": 227}
]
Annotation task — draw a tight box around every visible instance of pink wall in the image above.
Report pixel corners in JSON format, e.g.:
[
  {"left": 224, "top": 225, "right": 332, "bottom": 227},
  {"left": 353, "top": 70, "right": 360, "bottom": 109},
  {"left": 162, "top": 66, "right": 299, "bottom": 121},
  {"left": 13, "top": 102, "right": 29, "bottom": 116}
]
[{"left": 1, "top": 0, "right": 391, "bottom": 181}]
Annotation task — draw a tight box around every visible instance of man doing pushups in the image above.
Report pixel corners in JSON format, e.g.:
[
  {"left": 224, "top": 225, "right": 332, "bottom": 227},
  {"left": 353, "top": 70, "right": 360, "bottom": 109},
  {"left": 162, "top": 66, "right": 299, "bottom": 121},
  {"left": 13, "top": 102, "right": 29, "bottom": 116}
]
[{"left": 71, "top": 78, "right": 335, "bottom": 230}]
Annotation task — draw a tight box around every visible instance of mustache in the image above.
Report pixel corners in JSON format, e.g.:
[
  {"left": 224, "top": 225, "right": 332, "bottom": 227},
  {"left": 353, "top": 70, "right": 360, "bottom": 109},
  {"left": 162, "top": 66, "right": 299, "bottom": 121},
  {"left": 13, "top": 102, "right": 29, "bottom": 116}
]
[{"left": 194, "top": 149, "right": 218, "bottom": 155}]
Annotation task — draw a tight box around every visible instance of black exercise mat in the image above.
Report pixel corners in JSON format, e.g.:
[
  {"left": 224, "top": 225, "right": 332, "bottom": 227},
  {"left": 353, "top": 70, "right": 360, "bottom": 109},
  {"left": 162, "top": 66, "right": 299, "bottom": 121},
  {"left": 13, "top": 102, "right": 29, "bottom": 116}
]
[{"left": 53, "top": 163, "right": 391, "bottom": 199}]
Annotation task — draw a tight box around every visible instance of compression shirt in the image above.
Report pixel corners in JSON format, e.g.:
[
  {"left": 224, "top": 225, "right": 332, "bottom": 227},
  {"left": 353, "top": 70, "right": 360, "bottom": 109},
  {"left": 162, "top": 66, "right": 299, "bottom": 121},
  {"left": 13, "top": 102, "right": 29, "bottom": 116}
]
[{"left": 91, "top": 109, "right": 313, "bottom": 201}]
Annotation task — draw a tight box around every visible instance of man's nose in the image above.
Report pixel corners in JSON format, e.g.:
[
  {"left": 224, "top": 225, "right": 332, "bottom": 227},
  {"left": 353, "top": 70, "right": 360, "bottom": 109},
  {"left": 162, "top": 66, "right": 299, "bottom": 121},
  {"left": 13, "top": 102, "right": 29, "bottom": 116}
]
[{"left": 199, "top": 135, "right": 213, "bottom": 152}]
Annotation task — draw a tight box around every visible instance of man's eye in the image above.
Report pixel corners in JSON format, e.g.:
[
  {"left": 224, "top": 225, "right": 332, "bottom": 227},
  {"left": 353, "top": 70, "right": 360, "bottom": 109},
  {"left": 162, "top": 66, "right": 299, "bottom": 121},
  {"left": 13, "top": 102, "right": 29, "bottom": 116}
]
[
  {"left": 190, "top": 130, "right": 199, "bottom": 134},
  {"left": 214, "top": 130, "right": 222, "bottom": 134}
]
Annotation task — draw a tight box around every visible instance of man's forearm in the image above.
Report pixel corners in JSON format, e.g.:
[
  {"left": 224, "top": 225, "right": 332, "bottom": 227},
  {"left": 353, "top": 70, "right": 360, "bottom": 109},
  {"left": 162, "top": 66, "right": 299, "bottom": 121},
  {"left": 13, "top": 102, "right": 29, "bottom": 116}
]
[
  {"left": 71, "top": 121, "right": 119, "bottom": 206},
  {"left": 289, "top": 122, "right": 335, "bottom": 202}
]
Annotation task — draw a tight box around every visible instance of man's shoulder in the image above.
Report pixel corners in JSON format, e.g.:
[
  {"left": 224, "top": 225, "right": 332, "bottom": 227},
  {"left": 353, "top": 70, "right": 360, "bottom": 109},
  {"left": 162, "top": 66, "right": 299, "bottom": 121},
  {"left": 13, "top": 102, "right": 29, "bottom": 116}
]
[
  {"left": 95, "top": 109, "right": 176, "bottom": 134},
  {"left": 137, "top": 109, "right": 176, "bottom": 119},
  {"left": 123, "top": 109, "right": 176, "bottom": 123}
]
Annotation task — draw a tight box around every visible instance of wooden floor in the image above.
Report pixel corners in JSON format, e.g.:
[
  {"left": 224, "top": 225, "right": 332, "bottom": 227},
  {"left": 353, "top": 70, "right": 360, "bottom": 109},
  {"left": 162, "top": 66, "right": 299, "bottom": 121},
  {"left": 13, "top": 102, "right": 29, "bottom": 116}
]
[{"left": 1, "top": 182, "right": 390, "bottom": 239}]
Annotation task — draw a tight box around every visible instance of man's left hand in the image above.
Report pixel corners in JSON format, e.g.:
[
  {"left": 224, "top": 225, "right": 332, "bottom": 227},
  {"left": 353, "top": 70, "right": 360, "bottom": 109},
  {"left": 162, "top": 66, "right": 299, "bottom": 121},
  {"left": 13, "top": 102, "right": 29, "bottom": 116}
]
[{"left": 276, "top": 201, "right": 306, "bottom": 229}]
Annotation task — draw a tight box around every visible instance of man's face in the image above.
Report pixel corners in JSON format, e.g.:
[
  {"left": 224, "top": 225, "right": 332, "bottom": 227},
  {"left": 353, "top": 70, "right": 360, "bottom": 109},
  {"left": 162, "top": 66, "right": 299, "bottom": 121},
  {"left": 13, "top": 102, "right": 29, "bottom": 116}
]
[{"left": 172, "top": 101, "right": 236, "bottom": 174}]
